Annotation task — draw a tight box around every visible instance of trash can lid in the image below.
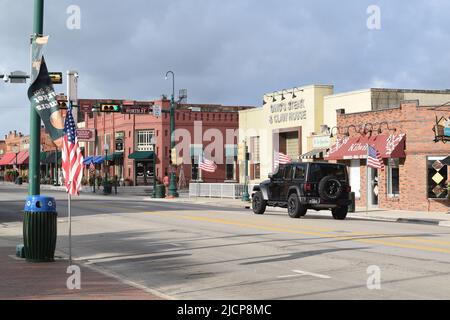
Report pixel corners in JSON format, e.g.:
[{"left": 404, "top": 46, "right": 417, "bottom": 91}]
[{"left": 24, "top": 196, "right": 57, "bottom": 213}]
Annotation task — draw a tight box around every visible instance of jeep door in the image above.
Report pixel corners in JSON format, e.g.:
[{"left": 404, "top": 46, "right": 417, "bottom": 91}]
[
  {"left": 280, "top": 165, "right": 294, "bottom": 200},
  {"left": 268, "top": 165, "right": 285, "bottom": 200}
]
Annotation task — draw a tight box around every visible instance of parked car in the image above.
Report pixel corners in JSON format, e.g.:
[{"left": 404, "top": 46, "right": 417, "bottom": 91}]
[{"left": 251, "top": 162, "right": 351, "bottom": 220}]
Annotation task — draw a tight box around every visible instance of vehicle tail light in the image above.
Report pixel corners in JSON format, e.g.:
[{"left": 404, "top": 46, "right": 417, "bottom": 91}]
[
  {"left": 344, "top": 185, "right": 351, "bottom": 193},
  {"left": 304, "top": 183, "right": 313, "bottom": 192}
]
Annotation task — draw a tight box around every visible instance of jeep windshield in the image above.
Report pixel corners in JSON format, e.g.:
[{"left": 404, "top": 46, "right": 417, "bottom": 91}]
[{"left": 307, "top": 163, "right": 347, "bottom": 182}]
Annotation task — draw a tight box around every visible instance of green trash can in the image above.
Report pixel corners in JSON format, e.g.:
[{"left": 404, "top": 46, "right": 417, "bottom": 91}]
[
  {"left": 348, "top": 192, "right": 356, "bottom": 213},
  {"left": 155, "top": 184, "right": 166, "bottom": 198},
  {"left": 23, "top": 196, "right": 57, "bottom": 263}
]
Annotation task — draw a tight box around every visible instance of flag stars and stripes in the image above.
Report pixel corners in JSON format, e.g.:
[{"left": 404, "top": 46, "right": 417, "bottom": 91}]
[
  {"left": 367, "top": 145, "right": 384, "bottom": 170},
  {"left": 62, "top": 105, "right": 84, "bottom": 195}
]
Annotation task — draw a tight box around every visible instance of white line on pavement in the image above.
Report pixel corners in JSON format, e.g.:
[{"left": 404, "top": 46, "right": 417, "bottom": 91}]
[{"left": 278, "top": 269, "right": 331, "bottom": 279}]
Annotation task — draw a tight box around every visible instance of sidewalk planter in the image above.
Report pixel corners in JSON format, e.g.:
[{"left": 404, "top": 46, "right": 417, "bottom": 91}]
[{"left": 23, "top": 196, "right": 57, "bottom": 263}]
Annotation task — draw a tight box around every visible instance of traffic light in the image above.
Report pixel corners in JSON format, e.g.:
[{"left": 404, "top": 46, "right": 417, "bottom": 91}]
[
  {"left": 49, "top": 72, "right": 63, "bottom": 85},
  {"left": 100, "top": 103, "right": 121, "bottom": 112},
  {"left": 170, "top": 147, "right": 177, "bottom": 165},
  {"left": 57, "top": 97, "right": 68, "bottom": 110}
]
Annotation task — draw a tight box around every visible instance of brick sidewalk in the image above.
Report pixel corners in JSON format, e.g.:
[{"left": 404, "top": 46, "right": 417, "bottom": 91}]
[{"left": 0, "top": 247, "right": 165, "bottom": 300}]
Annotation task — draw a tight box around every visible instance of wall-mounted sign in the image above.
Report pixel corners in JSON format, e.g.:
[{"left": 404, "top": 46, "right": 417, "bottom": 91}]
[
  {"left": 433, "top": 116, "right": 450, "bottom": 143},
  {"left": 268, "top": 99, "right": 307, "bottom": 125},
  {"left": 153, "top": 105, "right": 162, "bottom": 117},
  {"left": 115, "top": 139, "right": 124, "bottom": 152},
  {"left": 76, "top": 129, "right": 95, "bottom": 142}
]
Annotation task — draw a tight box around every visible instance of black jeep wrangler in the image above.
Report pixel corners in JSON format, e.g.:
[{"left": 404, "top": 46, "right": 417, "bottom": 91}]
[{"left": 252, "top": 162, "right": 351, "bottom": 220}]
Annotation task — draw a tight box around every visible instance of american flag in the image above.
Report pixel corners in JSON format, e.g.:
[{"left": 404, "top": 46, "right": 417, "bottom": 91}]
[
  {"left": 199, "top": 153, "right": 217, "bottom": 173},
  {"left": 274, "top": 151, "right": 291, "bottom": 167},
  {"left": 89, "top": 160, "right": 95, "bottom": 175},
  {"left": 367, "top": 145, "right": 384, "bottom": 170},
  {"left": 62, "top": 106, "right": 84, "bottom": 195}
]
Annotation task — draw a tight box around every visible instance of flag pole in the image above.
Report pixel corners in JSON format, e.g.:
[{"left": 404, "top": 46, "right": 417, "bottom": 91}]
[
  {"left": 68, "top": 192, "right": 72, "bottom": 266},
  {"left": 366, "top": 144, "right": 369, "bottom": 216}
]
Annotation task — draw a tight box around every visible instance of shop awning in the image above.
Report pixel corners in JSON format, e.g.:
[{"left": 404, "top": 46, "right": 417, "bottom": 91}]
[
  {"left": 128, "top": 151, "right": 154, "bottom": 160},
  {"left": 0, "top": 153, "right": 16, "bottom": 166},
  {"left": 15, "top": 151, "right": 29, "bottom": 165},
  {"left": 83, "top": 156, "right": 104, "bottom": 165},
  {"left": 43, "top": 151, "right": 62, "bottom": 165},
  {"left": 40, "top": 152, "right": 47, "bottom": 163},
  {"left": 325, "top": 134, "right": 406, "bottom": 160},
  {"left": 301, "top": 148, "right": 328, "bottom": 160},
  {"left": 105, "top": 152, "right": 124, "bottom": 162},
  {"left": 442, "top": 156, "right": 450, "bottom": 166}
]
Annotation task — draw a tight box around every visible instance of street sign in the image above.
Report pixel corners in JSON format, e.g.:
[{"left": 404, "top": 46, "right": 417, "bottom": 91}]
[
  {"left": 153, "top": 104, "right": 162, "bottom": 117},
  {"left": 115, "top": 139, "right": 124, "bottom": 152},
  {"left": 67, "top": 71, "right": 78, "bottom": 105},
  {"left": 76, "top": 129, "right": 95, "bottom": 142},
  {"left": 122, "top": 105, "right": 151, "bottom": 114}
]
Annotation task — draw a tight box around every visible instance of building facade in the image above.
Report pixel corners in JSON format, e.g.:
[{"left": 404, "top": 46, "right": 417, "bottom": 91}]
[
  {"left": 326, "top": 101, "right": 449, "bottom": 212},
  {"left": 79, "top": 98, "right": 254, "bottom": 186}
]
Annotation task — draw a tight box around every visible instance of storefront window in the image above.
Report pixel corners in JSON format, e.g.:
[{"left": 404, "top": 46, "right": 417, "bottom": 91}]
[
  {"left": 427, "top": 156, "right": 448, "bottom": 199},
  {"left": 250, "top": 136, "right": 260, "bottom": 180},
  {"left": 136, "top": 130, "right": 155, "bottom": 151},
  {"left": 387, "top": 158, "right": 400, "bottom": 197}
]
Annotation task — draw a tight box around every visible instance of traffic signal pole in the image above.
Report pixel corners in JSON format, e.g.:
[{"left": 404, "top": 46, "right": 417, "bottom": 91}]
[{"left": 29, "top": 0, "right": 44, "bottom": 196}]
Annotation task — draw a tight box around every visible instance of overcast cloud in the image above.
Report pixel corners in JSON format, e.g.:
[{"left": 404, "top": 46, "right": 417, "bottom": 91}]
[{"left": 1, "top": 0, "right": 450, "bottom": 137}]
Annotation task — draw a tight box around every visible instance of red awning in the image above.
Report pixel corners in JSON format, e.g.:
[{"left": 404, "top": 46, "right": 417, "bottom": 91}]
[
  {"left": 325, "top": 134, "right": 406, "bottom": 160},
  {"left": 15, "top": 151, "right": 29, "bottom": 165},
  {"left": 0, "top": 153, "right": 17, "bottom": 166}
]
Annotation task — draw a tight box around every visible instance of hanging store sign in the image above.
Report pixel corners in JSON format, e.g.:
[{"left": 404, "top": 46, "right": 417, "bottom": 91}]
[
  {"left": 312, "top": 136, "right": 331, "bottom": 149},
  {"left": 76, "top": 129, "right": 95, "bottom": 142}
]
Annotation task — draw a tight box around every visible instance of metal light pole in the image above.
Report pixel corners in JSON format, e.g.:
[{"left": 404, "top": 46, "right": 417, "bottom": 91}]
[
  {"left": 242, "top": 142, "right": 250, "bottom": 202},
  {"left": 29, "top": 0, "right": 44, "bottom": 196},
  {"left": 165, "top": 71, "right": 179, "bottom": 198}
]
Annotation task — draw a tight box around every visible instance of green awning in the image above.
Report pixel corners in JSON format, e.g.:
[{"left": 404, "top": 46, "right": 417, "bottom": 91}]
[
  {"left": 105, "top": 152, "right": 124, "bottom": 161},
  {"left": 128, "top": 151, "right": 154, "bottom": 160},
  {"left": 40, "top": 152, "right": 48, "bottom": 163}
]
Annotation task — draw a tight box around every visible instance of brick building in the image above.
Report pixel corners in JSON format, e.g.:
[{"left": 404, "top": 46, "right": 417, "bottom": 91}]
[
  {"left": 79, "top": 98, "right": 254, "bottom": 186},
  {"left": 326, "top": 101, "right": 449, "bottom": 212}
]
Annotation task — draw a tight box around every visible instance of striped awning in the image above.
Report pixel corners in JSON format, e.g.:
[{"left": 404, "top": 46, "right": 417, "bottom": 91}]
[{"left": 301, "top": 148, "right": 328, "bottom": 160}]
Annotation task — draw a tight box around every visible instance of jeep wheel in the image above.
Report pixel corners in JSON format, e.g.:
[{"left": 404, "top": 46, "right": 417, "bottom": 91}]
[
  {"left": 332, "top": 206, "right": 348, "bottom": 220},
  {"left": 252, "top": 191, "right": 267, "bottom": 215},
  {"left": 319, "top": 175, "right": 343, "bottom": 202},
  {"left": 287, "top": 193, "right": 307, "bottom": 218}
]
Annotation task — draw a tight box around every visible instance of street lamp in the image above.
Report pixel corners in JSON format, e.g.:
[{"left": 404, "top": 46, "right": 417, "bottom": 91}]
[
  {"left": 12, "top": 145, "right": 20, "bottom": 183},
  {"left": 104, "top": 143, "right": 109, "bottom": 183},
  {"left": 165, "top": 71, "right": 179, "bottom": 198}
]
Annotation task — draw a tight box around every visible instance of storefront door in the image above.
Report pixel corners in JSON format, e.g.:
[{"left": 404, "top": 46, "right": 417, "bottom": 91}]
[
  {"left": 368, "top": 167, "right": 379, "bottom": 207},
  {"left": 135, "top": 161, "right": 154, "bottom": 186}
]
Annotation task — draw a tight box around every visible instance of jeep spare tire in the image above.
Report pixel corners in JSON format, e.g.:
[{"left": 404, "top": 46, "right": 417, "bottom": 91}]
[
  {"left": 252, "top": 191, "right": 267, "bottom": 215},
  {"left": 318, "top": 175, "right": 343, "bottom": 201}
]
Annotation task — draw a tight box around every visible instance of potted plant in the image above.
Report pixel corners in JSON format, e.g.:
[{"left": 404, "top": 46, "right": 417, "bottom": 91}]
[{"left": 81, "top": 176, "right": 88, "bottom": 186}]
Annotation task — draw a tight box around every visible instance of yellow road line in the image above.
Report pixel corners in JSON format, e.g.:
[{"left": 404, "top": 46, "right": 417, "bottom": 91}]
[{"left": 144, "top": 211, "right": 450, "bottom": 254}]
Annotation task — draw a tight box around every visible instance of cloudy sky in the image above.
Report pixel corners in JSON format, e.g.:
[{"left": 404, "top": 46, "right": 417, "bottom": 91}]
[{"left": 1, "top": 0, "right": 450, "bottom": 138}]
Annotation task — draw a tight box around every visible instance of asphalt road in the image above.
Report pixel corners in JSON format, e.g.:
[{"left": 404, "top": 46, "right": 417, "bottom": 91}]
[{"left": 2, "top": 184, "right": 450, "bottom": 299}]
